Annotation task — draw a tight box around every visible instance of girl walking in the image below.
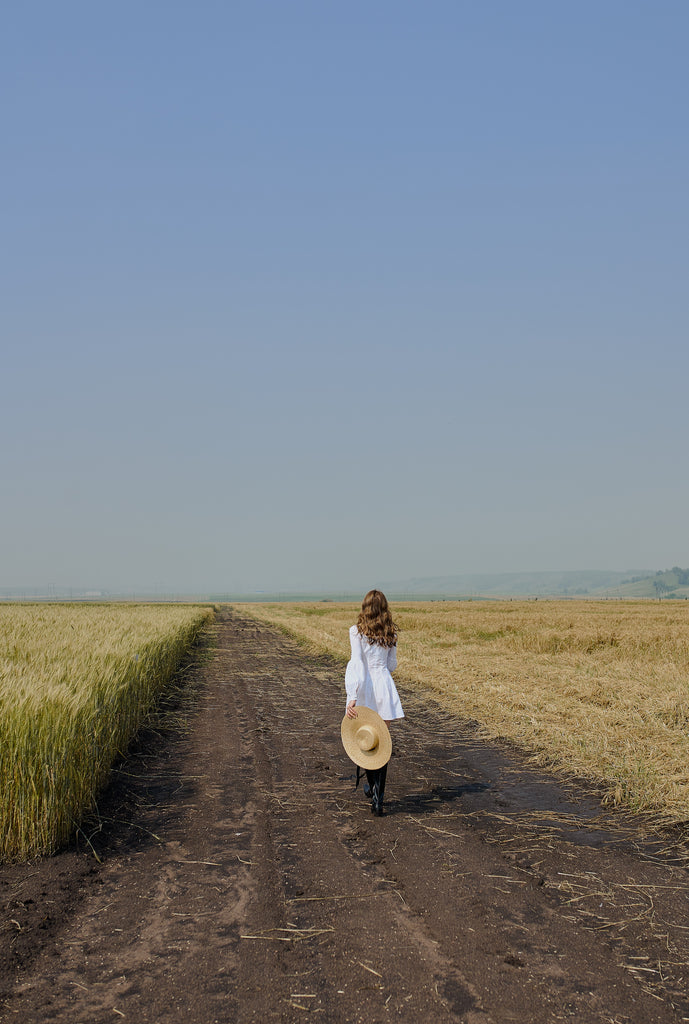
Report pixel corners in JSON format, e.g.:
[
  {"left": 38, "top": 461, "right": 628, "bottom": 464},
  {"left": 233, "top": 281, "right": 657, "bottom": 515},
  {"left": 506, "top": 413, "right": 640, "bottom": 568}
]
[{"left": 344, "top": 589, "right": 404, "bottom": 815}]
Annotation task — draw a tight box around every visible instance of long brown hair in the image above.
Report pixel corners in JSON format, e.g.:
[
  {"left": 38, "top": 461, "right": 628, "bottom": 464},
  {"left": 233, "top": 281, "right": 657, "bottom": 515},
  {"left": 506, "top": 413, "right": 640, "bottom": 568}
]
[{"left": 357, "top": 589, "right": 398, "bottom": 648}]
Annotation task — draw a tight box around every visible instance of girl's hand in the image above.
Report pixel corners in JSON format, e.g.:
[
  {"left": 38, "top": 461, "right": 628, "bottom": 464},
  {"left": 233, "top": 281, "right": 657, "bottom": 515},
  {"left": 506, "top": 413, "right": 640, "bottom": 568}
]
[{"left": 346, "top": 700, "right": 358, "bottom": 719}]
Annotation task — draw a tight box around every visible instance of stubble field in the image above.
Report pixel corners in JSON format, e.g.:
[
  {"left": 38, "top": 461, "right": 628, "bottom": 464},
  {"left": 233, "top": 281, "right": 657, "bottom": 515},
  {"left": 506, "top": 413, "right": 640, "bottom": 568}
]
[{"left": 242, "top": 599, "right": 689, "bottom": 824}]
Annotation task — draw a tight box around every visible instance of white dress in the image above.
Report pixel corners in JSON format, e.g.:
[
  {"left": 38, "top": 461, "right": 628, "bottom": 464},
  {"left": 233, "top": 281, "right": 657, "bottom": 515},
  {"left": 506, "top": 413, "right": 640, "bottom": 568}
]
[{"left": 345, "top": 625, "right": 404, "bottom": 721}]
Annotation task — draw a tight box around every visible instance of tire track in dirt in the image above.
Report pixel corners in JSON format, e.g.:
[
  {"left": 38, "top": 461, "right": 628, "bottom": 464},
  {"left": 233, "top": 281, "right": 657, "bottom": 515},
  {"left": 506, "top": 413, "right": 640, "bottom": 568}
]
[
  {"left": 2, "top": 610, "right": 689, "bottom": 1023},
  {"left": 223, "top": 619, "right": 487, "bottom": 1023}
]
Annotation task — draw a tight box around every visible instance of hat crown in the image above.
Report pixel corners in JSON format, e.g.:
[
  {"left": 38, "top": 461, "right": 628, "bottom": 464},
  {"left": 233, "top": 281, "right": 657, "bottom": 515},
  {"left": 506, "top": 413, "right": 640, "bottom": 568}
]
[{"left": 356, "top": 725, "right": 378, "bottom": 752}]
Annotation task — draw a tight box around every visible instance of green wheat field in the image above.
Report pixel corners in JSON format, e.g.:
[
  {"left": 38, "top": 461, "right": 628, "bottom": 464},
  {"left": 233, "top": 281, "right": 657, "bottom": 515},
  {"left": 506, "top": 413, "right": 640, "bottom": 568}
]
[{"left": 0, "top": 603, "right": 213, "bottom": 862}]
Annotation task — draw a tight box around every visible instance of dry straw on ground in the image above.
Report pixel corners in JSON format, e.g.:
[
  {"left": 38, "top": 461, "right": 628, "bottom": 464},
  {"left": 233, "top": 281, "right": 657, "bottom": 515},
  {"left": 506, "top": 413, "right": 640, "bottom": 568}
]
[
  {"left": 0, "top": 603, "right": 214, "bottom": 861},
  {"left": 242, "top": 600, "right": 689, "bottom": 824}
]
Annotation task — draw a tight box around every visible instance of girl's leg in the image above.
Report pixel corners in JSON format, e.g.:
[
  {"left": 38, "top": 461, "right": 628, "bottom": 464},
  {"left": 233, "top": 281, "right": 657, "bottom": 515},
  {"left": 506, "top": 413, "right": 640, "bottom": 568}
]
[
  {"left": 378, "top": 762, "right": 388, "bottom": 805},
  {"left": 365, "top": 724, "right": 393, "bottom": 813},
  {"left": 368, "top": 762, "right": 389, "bottom": 816}
]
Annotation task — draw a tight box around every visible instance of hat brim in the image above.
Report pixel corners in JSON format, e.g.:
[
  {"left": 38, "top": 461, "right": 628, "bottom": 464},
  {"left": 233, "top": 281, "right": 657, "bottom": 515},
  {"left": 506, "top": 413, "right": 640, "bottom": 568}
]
[{"left": 341, "top": 706, "right": 392, "bottom": 770}]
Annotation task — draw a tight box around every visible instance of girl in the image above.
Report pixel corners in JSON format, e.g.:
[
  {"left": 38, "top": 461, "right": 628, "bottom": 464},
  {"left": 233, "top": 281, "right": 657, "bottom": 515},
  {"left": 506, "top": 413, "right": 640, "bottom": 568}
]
[{"left": 345, "top": 589, "right": 404, "bottom": 815}]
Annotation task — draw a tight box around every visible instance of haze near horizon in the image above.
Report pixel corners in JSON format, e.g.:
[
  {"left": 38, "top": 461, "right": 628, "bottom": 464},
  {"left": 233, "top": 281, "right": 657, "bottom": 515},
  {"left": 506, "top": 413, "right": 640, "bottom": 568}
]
[{"left": 2, "top": 2, "right": 687, "bottom": 594}]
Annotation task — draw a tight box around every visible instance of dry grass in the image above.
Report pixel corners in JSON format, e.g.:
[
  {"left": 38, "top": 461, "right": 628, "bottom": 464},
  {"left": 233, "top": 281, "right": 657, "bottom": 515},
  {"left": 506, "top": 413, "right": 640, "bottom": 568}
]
[
  {"left": 241, "top": 600, "right": 689, "bottom": 823},
  {"left": 0, "top": 603, "right": 215, "bottom": 861}
]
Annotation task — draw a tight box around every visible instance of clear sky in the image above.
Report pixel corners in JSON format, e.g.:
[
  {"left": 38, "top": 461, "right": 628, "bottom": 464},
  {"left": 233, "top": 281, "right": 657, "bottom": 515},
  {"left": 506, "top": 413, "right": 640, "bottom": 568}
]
[{"left": 2, "top": 2, "right": 687, "bottom": 594}]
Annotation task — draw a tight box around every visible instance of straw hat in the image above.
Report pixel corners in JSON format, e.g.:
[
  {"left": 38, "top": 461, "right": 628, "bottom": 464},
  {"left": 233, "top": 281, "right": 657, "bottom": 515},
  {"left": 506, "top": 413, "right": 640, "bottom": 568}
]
[{"left": 341, "top": 706, "right": 391, "bottom": 770}]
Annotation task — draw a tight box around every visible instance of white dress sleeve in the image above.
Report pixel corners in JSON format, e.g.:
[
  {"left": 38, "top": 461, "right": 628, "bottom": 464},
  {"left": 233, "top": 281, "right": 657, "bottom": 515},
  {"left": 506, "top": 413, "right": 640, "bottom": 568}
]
[
  {"left": 387, "top": 642, "right": 398, "bottom": 672},
  {"left": 345, "top": 626, "right": 366, "bottom": 703}
]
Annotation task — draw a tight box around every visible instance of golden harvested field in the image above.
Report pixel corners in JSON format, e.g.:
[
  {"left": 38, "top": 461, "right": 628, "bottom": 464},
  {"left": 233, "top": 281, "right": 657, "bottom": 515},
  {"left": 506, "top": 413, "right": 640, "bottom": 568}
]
[
  {"left": 0, "top": 603, "right": 214, "bottom": 862},
  {"left": 242, "top": 600, "right": 689, "bottom": 824}
]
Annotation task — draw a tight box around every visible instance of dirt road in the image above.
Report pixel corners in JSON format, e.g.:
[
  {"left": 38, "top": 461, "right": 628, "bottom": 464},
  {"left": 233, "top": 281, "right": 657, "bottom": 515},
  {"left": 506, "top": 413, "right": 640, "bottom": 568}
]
[{"left": 2, "top": 610, "right": 689, "bottom": 1023}]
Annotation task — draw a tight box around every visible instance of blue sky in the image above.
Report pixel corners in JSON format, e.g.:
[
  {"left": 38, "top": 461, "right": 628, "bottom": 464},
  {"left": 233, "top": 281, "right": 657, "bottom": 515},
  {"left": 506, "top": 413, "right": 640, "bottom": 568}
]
[{"left": 2, "top": 2, "right": 687, "bottom": 593}]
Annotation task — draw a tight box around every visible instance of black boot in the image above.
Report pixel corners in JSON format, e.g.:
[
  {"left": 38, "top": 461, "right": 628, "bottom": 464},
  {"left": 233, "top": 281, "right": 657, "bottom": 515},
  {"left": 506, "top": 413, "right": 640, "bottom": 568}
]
[
  {"left": 370, "top": 763, "right": 388, "bottom": 816},
  {"left": 364, "top": 768, "right": 376, "bottom": 800}
]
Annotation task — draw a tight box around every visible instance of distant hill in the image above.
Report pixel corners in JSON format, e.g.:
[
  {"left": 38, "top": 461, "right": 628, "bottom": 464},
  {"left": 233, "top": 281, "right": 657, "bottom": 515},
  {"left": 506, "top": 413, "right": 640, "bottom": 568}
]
[
  {"left": 380, "top": 568, "right": 689, "bottom": 599},
  {"left": 597, "top": 567, "right": 689, "bottom": 600},
  {"left": 3, "top": 568, "right": 688, "bottom": 603}
]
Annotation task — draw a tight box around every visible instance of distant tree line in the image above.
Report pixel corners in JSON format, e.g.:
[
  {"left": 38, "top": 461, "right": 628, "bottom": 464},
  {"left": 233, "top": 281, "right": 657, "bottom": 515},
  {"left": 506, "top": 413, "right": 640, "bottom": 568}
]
[{"left": 653, "top": 567, "right": 689, "bottom": 596}]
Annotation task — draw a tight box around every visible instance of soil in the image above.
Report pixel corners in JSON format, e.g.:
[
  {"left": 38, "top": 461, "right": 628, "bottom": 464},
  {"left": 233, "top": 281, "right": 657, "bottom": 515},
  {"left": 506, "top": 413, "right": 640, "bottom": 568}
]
[{"left": 2, "top": 609, "right": 689, "bottom": 1024}]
